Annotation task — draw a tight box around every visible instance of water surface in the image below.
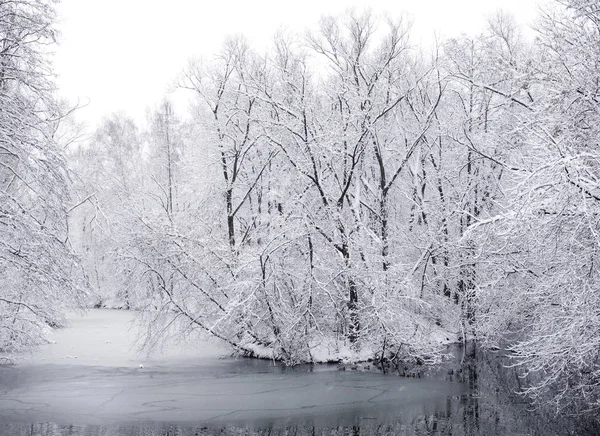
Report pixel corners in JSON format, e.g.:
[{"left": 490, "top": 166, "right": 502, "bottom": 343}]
[{"left": 0, "top": 310, "right": 587, "bottom": 435}]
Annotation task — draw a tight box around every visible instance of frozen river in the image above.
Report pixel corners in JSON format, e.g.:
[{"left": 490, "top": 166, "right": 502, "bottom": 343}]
[{"left": 0, "top": 310, "right": 583, "bottom": 435}]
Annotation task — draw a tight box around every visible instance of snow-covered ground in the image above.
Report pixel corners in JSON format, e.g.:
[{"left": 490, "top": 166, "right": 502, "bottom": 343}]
[{"left": 21, "top": 309, "right": 227, "bottom": 368}]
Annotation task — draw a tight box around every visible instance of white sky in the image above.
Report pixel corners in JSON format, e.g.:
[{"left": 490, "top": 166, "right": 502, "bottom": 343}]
[{"left": 53, "top": 0, "right": 543, "bottom": 130}]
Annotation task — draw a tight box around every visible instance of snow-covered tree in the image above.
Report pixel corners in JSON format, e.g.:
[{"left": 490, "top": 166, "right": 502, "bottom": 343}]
[
  {"left": 473, "top": 0, "right": 600, "bottom": 413},
  {"left": 0, "top": 0, "right": 85, "bottom": 358}
]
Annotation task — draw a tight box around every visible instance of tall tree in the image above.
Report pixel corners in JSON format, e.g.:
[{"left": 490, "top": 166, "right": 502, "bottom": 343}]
[
  {"left": 474, "top": 0, "right": 600, "bottom": 413},
  {"left": 0, "top": 0, "right": 85, "bottom": 358}
]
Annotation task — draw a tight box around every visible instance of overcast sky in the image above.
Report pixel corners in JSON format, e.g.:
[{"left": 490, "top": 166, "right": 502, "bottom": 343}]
[{"left": 53, "top": 0, "right": 543, "bottom": 130}]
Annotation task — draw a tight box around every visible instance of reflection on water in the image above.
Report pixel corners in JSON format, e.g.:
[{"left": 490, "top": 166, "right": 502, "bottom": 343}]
[{"left": 0, "top": 397, "right": 585, "bottom": 436}]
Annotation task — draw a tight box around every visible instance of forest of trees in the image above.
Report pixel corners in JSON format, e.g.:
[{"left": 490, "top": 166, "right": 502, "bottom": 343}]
[{"left": 2, "top": 0, "right": 600, "bottom": 419}]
